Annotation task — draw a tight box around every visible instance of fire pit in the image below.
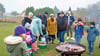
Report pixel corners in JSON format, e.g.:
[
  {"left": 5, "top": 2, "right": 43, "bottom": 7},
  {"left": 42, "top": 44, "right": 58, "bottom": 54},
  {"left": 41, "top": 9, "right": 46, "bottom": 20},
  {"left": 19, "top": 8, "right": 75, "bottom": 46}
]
[{"left": 56, "top": 42, "right": 86, "bottom": 56}]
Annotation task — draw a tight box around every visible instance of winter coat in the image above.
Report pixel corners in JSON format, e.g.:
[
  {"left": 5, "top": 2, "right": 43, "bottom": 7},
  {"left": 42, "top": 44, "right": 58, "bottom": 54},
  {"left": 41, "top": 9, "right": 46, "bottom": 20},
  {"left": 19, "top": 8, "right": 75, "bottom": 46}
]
[
  {"left": 22, "top": 17, "right": 32, "bottom": 26},
  {"left": 25, "top": 28, "right": 36, "bottom": 46},
  {"left": 74, "top": 23, "right": 84, "bottom": 38},
  {"left": 67, "top": 16, "right": 75, "bottom": 26},
  {"left": 87, "top": 27, "right": 99, "bottom": 41},
  {"left": 47, "top": 18, "right": 57, "bottom": 35},
  {"left": 43, "top": 15, "right": 47, "bottom": 26},
  {"left": 42, "top": 24, "right": 47, "bottom": 34},
  {"left": 30, "top": 16, "right": 42, "bottom": 36},
  {"left": 56, "top": 16, "right": 67, "bottom": 31},
  {"left": 4, "top": 36, "right": 29, "bottom": 56}
]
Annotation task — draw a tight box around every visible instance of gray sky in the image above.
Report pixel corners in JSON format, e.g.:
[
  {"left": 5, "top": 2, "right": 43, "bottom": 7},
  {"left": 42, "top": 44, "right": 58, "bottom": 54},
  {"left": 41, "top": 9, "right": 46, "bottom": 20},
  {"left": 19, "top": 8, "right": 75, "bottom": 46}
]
[{"left": 0, "top": 0, "right": 100, "bottom": 13}]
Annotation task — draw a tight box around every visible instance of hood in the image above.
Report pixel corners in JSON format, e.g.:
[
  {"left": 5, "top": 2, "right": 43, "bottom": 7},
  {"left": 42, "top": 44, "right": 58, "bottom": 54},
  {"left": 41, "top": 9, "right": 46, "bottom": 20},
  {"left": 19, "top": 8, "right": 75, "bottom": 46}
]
[
  {"left": 6, "top": 44, "right": 18, "bottom": 53},
  {"left": 4, "top": 35, "right": 23, "bottom": 52},
  {"left": 4, "top": 35, "right": 23, "bottom": 45}
]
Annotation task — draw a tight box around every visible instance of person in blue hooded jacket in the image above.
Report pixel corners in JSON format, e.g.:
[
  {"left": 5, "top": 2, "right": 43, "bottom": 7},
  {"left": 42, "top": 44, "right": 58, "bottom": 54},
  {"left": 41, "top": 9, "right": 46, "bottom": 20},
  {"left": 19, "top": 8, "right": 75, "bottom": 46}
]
[
  {"left": 87, "top": 22, "right": 99, "bottom": 55},
  {"left": 74, "top": 18, "right": 84, "bottom": 44}
]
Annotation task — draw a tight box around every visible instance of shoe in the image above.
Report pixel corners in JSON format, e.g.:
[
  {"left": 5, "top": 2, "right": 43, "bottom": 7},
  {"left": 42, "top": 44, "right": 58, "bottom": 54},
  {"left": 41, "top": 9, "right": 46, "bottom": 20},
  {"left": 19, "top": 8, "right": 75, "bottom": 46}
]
[
  {"left": 89, "top": 51, "right": 94, "bottom": 55},
  {"left": 48, "top": 41, "right": 51, "bottom": 44},
  {"left": 33, "top": 50, "right": 39, "bottom": 54},
  {"left": 99, "top": 44, "right": 100, "bottom": 48},
  {"left": 66, "top": 37, "right": 70, "bottom": 40},
  {"left": 71, "top": 37, "right": 75, "bottom": 40}
]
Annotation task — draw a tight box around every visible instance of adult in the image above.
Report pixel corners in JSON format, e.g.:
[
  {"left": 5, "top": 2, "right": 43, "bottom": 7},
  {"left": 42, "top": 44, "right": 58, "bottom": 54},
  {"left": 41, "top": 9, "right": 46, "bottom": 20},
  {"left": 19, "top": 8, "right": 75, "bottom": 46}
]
[
  {"left": 30, "top": 16, "right": 43, "bottom": 38},
  {"left": 43, "top": 11, "right": 48, "bottom": 27},
  {"left": 66, "top": 11, "right": 75, "bottom": 40},
  {"left": 36, "top": 14, "right": 48, "bottom": 44},
  {"left": 56, "top": 11, "right": 67, "bottom": 43},
  {"left": 47, "top": 14, "right": 57, "bottom": 44},
  {"left": 22, "top": 12, "right": 33, "bottom": 26}
]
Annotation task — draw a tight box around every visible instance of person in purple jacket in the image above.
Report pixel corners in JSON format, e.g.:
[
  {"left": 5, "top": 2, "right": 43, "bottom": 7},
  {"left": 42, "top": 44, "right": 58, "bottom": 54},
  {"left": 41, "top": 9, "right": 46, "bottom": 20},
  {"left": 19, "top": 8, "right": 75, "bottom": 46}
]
[{"left": 56, "top": 11, "right": 67, "bottom": 44}]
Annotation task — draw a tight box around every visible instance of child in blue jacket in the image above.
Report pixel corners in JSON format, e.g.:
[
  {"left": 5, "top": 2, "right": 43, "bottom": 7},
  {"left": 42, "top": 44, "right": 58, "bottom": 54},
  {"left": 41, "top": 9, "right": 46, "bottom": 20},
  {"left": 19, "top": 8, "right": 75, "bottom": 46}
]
[
  {"left": 87, "top": 22, "right": 99, "bottom": 55},
  {"left": 74, "top": 18, "right": 84, "bottom": 44}
]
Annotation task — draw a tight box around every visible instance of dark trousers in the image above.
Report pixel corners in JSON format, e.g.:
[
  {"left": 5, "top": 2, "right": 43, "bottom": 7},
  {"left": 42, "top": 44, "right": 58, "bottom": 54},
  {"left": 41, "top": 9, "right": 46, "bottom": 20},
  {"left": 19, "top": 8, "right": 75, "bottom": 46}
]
[
  {"left": 88, "top": 41, "right": 94, "bottom": 52},
  {"left": 67, "top": 25, "right": 73, "bottom": 37},
  {"left": 48, "top": 35, "right": 55, "bottom": 43}
]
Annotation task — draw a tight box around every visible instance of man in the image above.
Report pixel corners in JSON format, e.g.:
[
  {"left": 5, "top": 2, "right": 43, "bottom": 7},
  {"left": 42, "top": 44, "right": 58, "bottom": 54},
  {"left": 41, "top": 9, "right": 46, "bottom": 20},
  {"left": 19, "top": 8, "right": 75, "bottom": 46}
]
[
  {"left": 42, "top": 12, "right": 48, "bottom": 43},
  {"left": 43, "top": 11, "right": 48, "bottom": 27},
  {"left": 66, "top": 11, "right": 75, "bottom": 40},
  {"left": 22, "top": 12, "right": 33, "bottom": 26},
  {"left": 47, "top": 14, "right": 57, "bottom": 44},
  {"left": 57, "top": 11, "right": 67, "bottom": 44}
]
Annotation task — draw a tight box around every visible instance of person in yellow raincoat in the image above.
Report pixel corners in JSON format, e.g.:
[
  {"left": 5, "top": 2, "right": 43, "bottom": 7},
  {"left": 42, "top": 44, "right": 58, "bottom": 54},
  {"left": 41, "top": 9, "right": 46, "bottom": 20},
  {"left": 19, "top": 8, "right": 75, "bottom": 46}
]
[{"left": 47, "top": 14, "right": 57, "bottom": 44}]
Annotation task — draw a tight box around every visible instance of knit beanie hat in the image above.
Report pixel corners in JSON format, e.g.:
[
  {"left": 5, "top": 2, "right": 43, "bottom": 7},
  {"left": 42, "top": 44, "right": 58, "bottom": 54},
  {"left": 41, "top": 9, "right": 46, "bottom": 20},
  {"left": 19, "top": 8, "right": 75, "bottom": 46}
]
[
  {"left": 60, "top": 11, "right": 64, "bottom": 14},
  {"left": 44, "top": 11, "right": 48, "bottom": 14},
  {"left": 90, "top": 22, "right": 95, "bottom": 26},
  {"left": 14, "top": 26, "right": 26, "bottom": 36},
  {"left": 25, "top": 23, "right": 31, "bottom": 28}
]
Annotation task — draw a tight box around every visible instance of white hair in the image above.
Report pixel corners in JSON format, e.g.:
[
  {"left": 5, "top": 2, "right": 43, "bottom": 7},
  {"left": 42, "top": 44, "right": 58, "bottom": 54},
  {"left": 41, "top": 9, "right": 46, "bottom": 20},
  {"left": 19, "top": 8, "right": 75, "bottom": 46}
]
[{"left": 28, "top": 12, "right": 33, "bottom": 16}]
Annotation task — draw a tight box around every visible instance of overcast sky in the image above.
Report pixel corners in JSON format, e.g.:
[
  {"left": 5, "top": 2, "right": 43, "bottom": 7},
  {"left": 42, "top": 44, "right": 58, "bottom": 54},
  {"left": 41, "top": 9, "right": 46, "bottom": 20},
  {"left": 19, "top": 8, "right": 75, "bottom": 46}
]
[{"left": 0, "top": 0, "right": 100, "bottom": 13}]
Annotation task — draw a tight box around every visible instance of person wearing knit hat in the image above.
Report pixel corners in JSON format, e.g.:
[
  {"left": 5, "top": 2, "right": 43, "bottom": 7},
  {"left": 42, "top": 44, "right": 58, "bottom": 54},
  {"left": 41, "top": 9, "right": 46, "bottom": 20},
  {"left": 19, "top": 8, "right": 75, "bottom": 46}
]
[
  {"left": 47, "top": 14, "right": 57, "bottom": 44},
  {"left": 87, "top": 22, "right": 99, "bottom": 55},
  {"left": 4, "top": 26, "right": 29, "bottom": 56},
  {"left": 56, "top": 11, "right": 68, "bottom": 44},
  {"left": 90, "top": 22, "right": 95, "bottom": 26}
]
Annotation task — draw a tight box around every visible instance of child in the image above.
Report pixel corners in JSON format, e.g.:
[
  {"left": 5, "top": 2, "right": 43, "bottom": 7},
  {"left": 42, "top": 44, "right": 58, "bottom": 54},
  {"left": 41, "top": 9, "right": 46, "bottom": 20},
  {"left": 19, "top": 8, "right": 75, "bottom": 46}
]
[
  {"left": 74, "top": 18, "right": 84, "bottom": 44},
  {"left": 87, "top": 22, "right": 99, "bottom": 54},
  {"left": 47, "top": 14, "right": 57, "bottom": 44},
  {"left": 25, "top": 23, "right": 39, "bottom": 54},
  {"left": 4, "top": 26, "right": 29, "bottom": 56}
]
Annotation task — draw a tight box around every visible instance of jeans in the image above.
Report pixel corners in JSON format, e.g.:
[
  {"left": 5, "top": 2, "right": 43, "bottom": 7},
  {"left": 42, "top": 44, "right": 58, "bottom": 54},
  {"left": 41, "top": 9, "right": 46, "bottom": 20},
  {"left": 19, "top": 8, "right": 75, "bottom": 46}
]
[
  {"left": 88, "top": 41, "right": 94, "bottom": 52},
  {"left": 44, "top": 34, "right": 48, "bottom": 43},
  {"left": 75, "top": 37, "right": 82, "bottom": 44},
  {"left": 58, "top": 31, "right": 66, "bottom": 42}
]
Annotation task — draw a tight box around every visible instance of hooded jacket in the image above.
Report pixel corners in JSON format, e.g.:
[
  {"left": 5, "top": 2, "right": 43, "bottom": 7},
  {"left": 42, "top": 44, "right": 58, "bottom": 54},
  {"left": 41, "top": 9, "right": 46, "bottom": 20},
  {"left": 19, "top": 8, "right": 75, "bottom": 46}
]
[
  {"left": 87, "top": 27, "right": 99, "bottom": 41},
  {"left": 30, "top": 16, "right": 42, "bottom": 36},
  {"left": 4, "top": 36, "right": 29, "bottom": 56},
  {"left": 47, "top": 17, "right": 57, "bottom": 35},
  {"left": 56, "top": 16, "right": 67, "bottom": 31}
]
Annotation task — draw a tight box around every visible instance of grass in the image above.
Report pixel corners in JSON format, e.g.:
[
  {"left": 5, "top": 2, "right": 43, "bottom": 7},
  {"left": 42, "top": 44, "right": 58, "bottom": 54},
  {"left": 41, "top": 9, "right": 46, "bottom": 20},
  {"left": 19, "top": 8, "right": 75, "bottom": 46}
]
[{"left": 0, "top": 22, "right": 100, "bottom": 56}]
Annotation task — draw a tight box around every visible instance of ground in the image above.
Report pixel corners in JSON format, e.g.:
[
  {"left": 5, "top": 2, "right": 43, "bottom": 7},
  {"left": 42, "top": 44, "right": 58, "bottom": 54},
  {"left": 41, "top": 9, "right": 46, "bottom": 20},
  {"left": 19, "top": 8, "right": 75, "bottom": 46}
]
[{"left": 0, "top": 22, "right": 100, "bottom": 56}]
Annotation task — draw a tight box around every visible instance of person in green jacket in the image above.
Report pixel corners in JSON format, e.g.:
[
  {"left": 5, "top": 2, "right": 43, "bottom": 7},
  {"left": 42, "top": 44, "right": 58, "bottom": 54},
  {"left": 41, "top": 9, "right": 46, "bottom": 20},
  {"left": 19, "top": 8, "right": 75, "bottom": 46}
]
[
  {"left": 30, "top": 16, "right": 43, "bottom": 37},
  {"left": 4, "top": 26, "right": 29, "bottom": 56}
]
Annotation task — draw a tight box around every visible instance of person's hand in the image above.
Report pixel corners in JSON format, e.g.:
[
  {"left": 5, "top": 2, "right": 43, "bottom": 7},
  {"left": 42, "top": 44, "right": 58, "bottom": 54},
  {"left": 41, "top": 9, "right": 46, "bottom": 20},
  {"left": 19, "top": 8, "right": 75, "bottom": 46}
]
[
  {"left": 41, "top": 33, "right": 43, "bottom": 36},
  {"left": 69, "top": 20, "right": 72, "bottom": 22},
  {"left": 40, "top": 33, "right": 44, "bottom": 37},
  {"left": 36, "top": 32, "right": 39, "bottom": 37}
]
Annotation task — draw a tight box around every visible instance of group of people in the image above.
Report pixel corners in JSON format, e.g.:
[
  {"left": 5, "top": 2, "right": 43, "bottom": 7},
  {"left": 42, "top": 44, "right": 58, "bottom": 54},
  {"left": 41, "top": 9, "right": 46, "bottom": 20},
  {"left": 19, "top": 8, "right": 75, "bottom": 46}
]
[{"left": 4, "top": 11, "right": 100, "bottom": 56}]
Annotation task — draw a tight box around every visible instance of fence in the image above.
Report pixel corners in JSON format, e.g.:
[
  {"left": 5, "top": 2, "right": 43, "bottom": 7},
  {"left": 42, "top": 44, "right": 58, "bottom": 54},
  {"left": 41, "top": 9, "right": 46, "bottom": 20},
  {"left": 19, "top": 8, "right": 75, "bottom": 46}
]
[{"left": 0, "top": 17, "right": 22, "bottom": 24}]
